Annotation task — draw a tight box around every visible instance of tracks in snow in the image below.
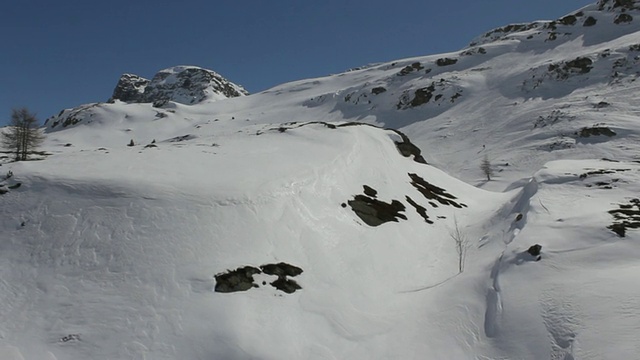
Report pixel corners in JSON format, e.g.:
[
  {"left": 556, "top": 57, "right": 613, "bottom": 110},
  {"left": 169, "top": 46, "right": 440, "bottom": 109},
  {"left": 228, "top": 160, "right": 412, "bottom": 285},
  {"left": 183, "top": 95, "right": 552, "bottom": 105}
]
[{"left": 483, "top": 178, "right": 538, "bottom": 338}]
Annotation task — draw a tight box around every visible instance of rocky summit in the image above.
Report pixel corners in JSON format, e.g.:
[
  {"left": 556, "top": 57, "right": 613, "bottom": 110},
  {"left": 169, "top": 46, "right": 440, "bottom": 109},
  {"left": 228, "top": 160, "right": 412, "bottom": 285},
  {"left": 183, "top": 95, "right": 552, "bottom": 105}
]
[{"left": 108, "top": 65, "right": 248, "bottom": 105}]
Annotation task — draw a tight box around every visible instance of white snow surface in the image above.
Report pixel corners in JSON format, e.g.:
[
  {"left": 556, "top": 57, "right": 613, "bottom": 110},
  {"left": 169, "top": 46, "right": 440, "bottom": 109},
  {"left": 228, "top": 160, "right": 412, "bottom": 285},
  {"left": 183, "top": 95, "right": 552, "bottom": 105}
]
[{"left": 3, "top": 1, "right": 640, "bottom": 359}]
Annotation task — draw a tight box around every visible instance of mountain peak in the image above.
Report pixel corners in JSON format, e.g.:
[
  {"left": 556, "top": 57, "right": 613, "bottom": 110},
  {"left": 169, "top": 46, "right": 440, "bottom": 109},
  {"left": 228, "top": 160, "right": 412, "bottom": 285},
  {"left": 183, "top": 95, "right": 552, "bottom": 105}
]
[{"left": 108, "top": 65, "right": 248, "bottom": 105}]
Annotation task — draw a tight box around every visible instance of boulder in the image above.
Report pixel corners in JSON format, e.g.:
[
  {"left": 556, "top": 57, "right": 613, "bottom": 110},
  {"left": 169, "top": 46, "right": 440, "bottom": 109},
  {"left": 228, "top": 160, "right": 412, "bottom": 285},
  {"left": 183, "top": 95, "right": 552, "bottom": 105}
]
[{"left": 527, "top": 244, "right": 542, "bottom": 258}]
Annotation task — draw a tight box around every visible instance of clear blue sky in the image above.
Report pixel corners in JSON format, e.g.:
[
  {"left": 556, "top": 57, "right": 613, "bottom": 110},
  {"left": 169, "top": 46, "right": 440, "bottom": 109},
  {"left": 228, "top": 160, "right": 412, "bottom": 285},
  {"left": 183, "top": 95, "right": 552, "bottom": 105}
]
[{"left": 1, "top": 0, "right": 593, "bottom": 125}]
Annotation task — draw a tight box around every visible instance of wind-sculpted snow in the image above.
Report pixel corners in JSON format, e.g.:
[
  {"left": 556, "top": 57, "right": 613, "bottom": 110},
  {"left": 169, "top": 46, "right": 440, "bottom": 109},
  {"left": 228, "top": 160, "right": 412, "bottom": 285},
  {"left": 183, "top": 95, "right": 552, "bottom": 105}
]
[
  {"left": 0, "top": 123, "right": 505, "bottom": 359},
  {"left": 4, "top": 1, "right": 640, "bottom": 358}
]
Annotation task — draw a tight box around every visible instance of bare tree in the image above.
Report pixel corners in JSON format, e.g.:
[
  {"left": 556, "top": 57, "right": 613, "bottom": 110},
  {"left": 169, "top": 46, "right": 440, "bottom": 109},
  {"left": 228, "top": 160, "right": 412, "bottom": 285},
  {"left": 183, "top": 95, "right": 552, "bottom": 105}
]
[
  {"left": 1, "top": 108, "right": 44, "bottom": 161},
  {"left": 449, "top": 216, "right": 470, "bottom": 273},
  {"left": 480, "top": 154, "right": 494, "bottom": 181}
]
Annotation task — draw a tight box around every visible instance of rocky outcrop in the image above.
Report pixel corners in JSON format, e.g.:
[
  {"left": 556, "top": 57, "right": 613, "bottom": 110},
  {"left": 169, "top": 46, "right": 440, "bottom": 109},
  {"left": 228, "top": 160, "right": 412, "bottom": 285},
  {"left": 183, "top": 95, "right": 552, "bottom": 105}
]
[
  {"left": 608, "top": 198, "right": 640, "bottom": 237},
  {"left": 47, "top": 66, "right": 249, "bottom": 130},
  {"left": 436, "top": 58, "right": 458, "bottom": 66},
  {"left": 215, "top": 262, "right": 303, "bottom": 294},
  {"left": 214, "top": 266, "right": 261, "bottom": 293},
  {"left": 108, "top": 74, "right": 149, "bottom": 103},
  {"left": 598, "top": 0, "right": 640, "bottom": 11},
  {"left": 526, "top": 244, "right": 542, "bottom": 261},
  {"left": 348, "top": 193, "right": 407, "bottom": 227},
  {"left": 547, "top": 57, "right": 594, "bottom": 80},
  {"left": 109, "top": 66, "right": 248, "bottom": 105}
]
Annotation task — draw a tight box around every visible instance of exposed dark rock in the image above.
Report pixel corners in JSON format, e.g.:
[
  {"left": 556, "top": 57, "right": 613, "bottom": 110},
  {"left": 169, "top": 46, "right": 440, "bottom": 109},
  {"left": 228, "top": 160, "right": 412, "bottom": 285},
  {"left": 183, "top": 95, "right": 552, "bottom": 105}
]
[
  {"left": 614, "top": 13, "right": 633, "bottom": 24},
  {"left": 608, "top": 198, "right": 640, "bottom": 237},
  {"left": 565, "top": 57, "right": 594, "bottom": 73},
  {"left": 609, "top": 223, "right": 627, "bottom": 237},
  {"left": 436, "top": 58, "right": 458, "bottom": 66},
  {"left": 260, "top": 262, "right": 303, "bottom": 278},
  {"left": 167, "top": 134, "right": 196, "bottom": 142},
  {"left": 595, "top": 101, "right": 611, "bottom": 108},
  {"left": 527, "top": 244, "right": 542, "bottom": 257},
  {"left": 409, "top": 85, "right": 435, "bottom": 107},
  {"left": 60, "top": 334, "right": 81, "bottom": 343},
  {"left": 139, "top": 66, "right": 248, "bottom": 105},
  {"left": 127, "top": 139, "right": 135, "bottom": 147},
  {"left": 598, "top": 0, "right": 637, "bottom": 10},
  {"left": 547, "top": 57, "right": 593, "bottom": 79},
  {"left": 152, "top": 100, "right": 170, "bottom": 108},
  {"left": 559, "top": 15, "right": 577, "bottom": 25},
  {"left": 583, "top": 16, "right": 598, "bottom": 26},
  {"left": 108, "top": 74, "right": 149, "bottom": 103},
  {"left": 261, "top": 262, "right": 303, "bottom": 293},
  {"left": 270, "top": 278, "right": 302, "bottom": 294},
  {"left": 371, "top": 86, "right": 387, "bottom": 95},
  {"left": 214, "top": 266, "right": 261, "bottom": 293},
  {"left": 406, "top": 196, "right": 433, "bottom": 224},
  {"left": 8, "top": 183, "right": 21, "bottom": 190},
  {"left": 363, "top": 185, "right": 378, "bottom": 198},
  {"left": 109, "top": 66, "right": 247, "bottom": 106},
  {"left": 580, "top": 168, "right": 629, "bottom": 179},
  {"left": 461, "top": 47, "right": 487, "bottom": 56},
  {"left": 481, "top": 23, "right": 536, "bottom": 42},
  {"left": 215, "top": 263, "right": 303, "bottom": 294},
  {"left": 333, "top": 122, "right": 427, "bottom": 164},
  {"left": 577, "top": 126, "right": 616, "bottom": 137},
  {"left": 396, "top": 79, "right": 463, "bottom": 110},
  {"left": 398, "top": 62, "right": 424, "bottom": 76},
  {"left": 393, "top": 131, "right": 428, "bottom": 164},
  {"left": 516, "top": 213, "right": 523, "bottom": 221},
  {"left": 408, "top": 173, "right": 467, "bottom": 208},
  {"left": 348, "top": 194, "right": 406, "bottom": 226}
]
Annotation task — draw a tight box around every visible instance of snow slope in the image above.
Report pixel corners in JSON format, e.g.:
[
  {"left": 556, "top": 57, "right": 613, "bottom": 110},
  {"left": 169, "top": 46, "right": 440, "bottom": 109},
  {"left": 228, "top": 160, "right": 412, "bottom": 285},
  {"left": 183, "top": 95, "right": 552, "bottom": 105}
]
[
  {"left": 2, "top": 1, "right": 640, "bottom": 359},
  {"left": 1, "top": 123, "right": 509, "bottom": 359}
]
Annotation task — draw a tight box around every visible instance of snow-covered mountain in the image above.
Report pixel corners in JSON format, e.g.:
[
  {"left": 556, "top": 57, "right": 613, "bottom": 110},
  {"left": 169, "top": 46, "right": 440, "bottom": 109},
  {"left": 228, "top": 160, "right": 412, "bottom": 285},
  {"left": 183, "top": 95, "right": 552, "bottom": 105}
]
[
  {"left": 108, "top": 65, "right": 248, "bottom": 105},
  {"left": 2, "top": 1, "right": 640, "bottom": 359}
]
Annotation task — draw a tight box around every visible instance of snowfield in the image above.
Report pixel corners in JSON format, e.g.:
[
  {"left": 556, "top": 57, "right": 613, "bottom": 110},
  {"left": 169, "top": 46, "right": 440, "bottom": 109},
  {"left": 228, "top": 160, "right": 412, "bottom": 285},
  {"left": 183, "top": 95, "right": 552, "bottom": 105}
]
[{"left": 2, "top": 1, "right": 640, "bottom": 359}]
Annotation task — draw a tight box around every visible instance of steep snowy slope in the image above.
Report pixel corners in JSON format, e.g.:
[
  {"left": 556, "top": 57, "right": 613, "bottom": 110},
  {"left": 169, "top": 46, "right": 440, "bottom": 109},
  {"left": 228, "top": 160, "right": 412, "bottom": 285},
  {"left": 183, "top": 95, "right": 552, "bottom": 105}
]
[{"left": 2, "top": 0, "right": 640, "bottom": 359}]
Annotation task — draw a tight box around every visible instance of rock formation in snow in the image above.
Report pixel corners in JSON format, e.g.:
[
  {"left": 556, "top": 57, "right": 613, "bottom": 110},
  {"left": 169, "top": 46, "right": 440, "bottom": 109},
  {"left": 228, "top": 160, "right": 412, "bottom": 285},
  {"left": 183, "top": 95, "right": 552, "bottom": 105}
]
[{"left": 108, "top": 65, "right": 248, "bottom": 105}]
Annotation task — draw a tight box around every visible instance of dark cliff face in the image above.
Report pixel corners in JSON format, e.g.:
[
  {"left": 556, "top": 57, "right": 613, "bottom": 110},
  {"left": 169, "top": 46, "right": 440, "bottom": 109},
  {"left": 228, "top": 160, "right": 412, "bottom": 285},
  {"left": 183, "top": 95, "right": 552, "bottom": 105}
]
[
  {"left": 108, "top": 66, "right": 248, "bottom": 105},
  {"left": 140, "top": 66, "right": 249, "bottom": 104},
  {"left": 108, "top": 74, "right": 149, "bottom": 103}
]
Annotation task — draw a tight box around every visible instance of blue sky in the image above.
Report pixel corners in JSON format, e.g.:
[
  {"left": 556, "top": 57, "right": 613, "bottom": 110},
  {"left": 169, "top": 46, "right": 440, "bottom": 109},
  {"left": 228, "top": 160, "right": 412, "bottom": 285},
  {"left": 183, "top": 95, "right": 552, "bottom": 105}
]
[{"left": 1, "top": 0, "right": 593, "bottom": 125}]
